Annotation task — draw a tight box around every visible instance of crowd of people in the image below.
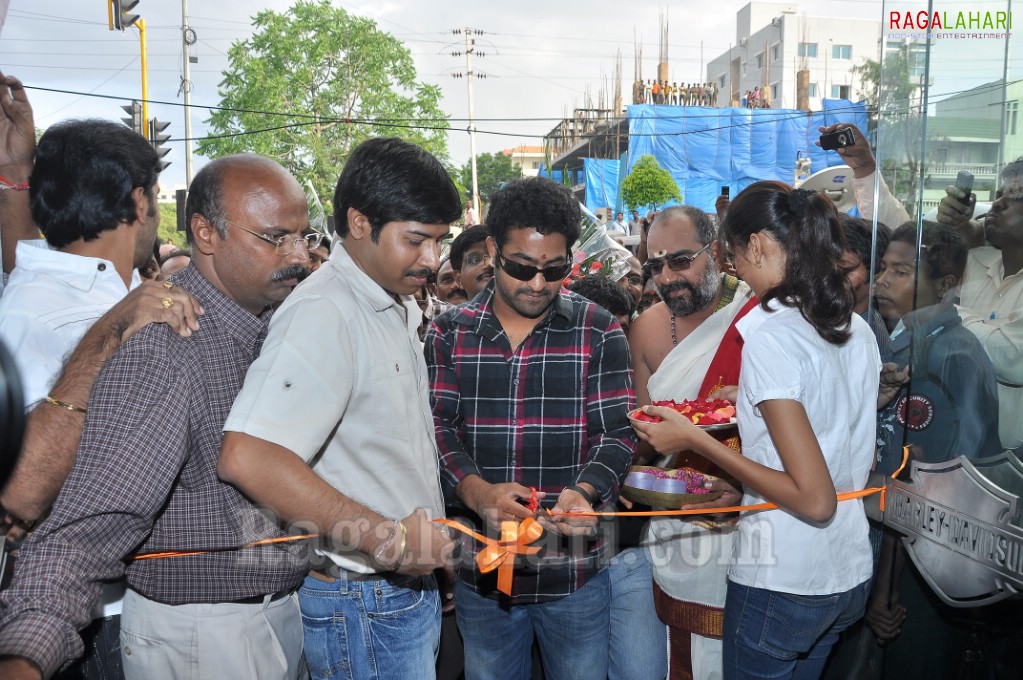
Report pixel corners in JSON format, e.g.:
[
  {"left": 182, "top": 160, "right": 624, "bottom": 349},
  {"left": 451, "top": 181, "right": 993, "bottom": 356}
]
[
  {"left": 631, "top": 80, "right": 773, "bottom": 109},
  {"left": 0, "top": 65, "right": 1020, "bottom": 680},
  {"left": 740, "top": 87, "right": 770, "bottom": 109},
  {"left": 634, "top": 80, "right": 720, "bottom": 107}
]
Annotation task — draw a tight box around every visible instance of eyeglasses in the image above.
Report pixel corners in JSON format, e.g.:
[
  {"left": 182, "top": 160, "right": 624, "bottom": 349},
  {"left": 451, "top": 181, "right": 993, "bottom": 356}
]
[
  {"left": 224, "top": 219, "right": 325, "bottom": 256},
  {"left": 641, "top": 242, "right": 712, "bottom": 278},
  {"left": 463, "top": 252, "right": 492, "bottom": 268},
  {"left": 496, "top": 252, "right": 572, "bottom": 282}
]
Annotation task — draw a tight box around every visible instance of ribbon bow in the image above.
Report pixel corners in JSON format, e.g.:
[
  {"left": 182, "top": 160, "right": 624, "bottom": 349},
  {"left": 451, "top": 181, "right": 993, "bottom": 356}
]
[{"left": 436, "top": 517, "right": 544, "bottom": 596}]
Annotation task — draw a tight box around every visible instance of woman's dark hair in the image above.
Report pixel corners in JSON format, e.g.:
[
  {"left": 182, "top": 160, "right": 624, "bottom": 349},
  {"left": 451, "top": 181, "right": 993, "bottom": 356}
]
[
  {"left": 890, "top": 221, "right": 967, "bottom": 283},
  {"left": 721, "top": 181, "right": 854, "bottom": 345},
  {"left": 332, "top": 137, "right": 461, "bottom": 241},
  {"left": 486, "top": 177, "right": 580, "bottom": 252},
  {"left": 31, "top": 119, "right": 161, "bottom": 249}
]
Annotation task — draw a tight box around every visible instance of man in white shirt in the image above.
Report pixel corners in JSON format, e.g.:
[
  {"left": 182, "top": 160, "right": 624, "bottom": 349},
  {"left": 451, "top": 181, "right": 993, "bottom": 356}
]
[
  {"left": 608, "top": 211, "right": 628, "bottom": 235},
  {"left": 464, "top": 200, "right": 479, "bottom": 227},
  {"left": 218, "top": 137, "right": 459, "bottom": 680},
  {"left": 936, "top": 159, "right": 1023, "bottom": 453},
  {"left": 628, "top": 209, "right": 642, "bottom": 236}
]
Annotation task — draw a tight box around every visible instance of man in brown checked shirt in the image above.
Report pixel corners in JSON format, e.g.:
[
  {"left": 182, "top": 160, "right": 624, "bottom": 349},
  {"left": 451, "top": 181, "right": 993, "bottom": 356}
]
[{"left": 0, "top": 153, "right": 320, "bottom": 680}]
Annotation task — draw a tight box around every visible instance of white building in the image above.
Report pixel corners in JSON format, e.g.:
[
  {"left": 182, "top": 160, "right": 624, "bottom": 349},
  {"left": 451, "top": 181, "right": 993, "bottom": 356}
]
[
  {"left": 502, "top": 145, "right": 547, "bottom": 177},
  {"left": 157, "top": 182, "right": 188, "bottom": 204},
  {"left": 706, "top": 2, "right": 881, "bottom": 109}
]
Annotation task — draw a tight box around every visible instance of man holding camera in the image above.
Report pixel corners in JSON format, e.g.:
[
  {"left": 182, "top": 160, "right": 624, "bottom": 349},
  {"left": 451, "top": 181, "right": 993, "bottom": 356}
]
[
  {"left": 937, "top": 159, "right": 1023, "bottom": 454},
  {"left": 816, "top": 123, "right": 910, "bottom": 228}
]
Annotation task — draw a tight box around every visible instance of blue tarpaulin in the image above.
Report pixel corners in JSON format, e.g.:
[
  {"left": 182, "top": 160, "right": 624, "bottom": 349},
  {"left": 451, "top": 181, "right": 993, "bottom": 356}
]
[
  {"left": 583, "top": 158, "right": 622, "bottom": 214},
  {"left": 620, "top": 99, "right": 869, "bottom": 213},
  {"left": 537, "top": 165, "right": 581, "bottom": 186}
]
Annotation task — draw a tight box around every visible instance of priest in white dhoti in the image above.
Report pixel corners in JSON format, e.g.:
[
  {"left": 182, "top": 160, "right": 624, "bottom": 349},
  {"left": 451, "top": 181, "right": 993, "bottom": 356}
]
[{"left": 628, "top": 205, "right": 757, "bottom": 680}]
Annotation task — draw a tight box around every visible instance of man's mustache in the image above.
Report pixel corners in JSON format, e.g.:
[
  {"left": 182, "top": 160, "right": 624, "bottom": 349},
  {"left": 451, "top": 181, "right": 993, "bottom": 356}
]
[
  {"left": 658, "top": 280, "right": 696, "bottom": 299},
  {"left": 272, "top": 264, "right": 310, "bottom": 282}
]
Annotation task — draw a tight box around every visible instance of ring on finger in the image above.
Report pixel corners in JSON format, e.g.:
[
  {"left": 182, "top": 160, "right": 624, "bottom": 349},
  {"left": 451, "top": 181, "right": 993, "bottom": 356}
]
[
  {"left": 163, "top": 281, "right": 174, "bottom": 289},
  {"left": 161, "top": 297, "right": 174, "bottom": 309}
]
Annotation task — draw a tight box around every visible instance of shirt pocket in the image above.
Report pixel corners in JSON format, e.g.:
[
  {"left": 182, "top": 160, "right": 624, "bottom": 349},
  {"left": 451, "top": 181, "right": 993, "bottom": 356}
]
[{"left": 367, "top": 358, "right": 414, "bottom": 443}]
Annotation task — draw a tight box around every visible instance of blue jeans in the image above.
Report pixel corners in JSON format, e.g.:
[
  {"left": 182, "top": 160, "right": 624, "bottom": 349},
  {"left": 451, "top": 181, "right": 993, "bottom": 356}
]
[
  {"left": 608, "top": 547, "right": 667, "bottom": 680},
  {"left": 455, "top": 569, "right": 611, "bottom": 680},
  {"left": 299, "top": 572, "right": 440, "bottom": 680},
  {"left": 723, "top": 579, "right": 870, "bottom": 680}
]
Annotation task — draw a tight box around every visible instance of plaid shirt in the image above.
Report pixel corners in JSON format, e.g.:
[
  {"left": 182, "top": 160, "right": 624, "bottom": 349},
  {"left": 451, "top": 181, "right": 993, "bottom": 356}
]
[
  {"left": 425, "top": 284, "right": 636, "bottom": 604},
  {"left": 0, "top": 266, "right": 308, "bottom": 677}
]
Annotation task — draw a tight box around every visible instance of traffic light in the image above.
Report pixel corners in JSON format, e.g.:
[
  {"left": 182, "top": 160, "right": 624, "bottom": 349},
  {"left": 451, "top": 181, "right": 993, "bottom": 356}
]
[
  {"left": 148, "top": 117, "right": 171, "bottom": 171},
  {"left": 111, "top": 0, "right": 140, "bottom": 31},
  {"left": 120, "top": 100, "right": 143, "bottom": 136}
]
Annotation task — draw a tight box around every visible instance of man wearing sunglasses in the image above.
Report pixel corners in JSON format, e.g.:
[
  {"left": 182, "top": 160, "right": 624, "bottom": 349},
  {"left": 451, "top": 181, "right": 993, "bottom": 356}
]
[
  {"left": 425, "top": 177, "right": 635, "bottom": 680},
  {"left": 627, "top": 205, "right": 756, "bottom": 680}
]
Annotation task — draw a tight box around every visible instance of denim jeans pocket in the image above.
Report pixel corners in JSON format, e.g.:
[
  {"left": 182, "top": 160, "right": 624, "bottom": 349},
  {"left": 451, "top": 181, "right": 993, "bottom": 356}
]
[
  {"left": 366, "top": 584, "right": 440, "bottom": 675},
  {"left": 757, "top": 591, "right": 842, "bottom": 658},
  {"left": 366, "top": 580, "right": 427, "bottom": 619},
  {"left": 299, "top": 581, "right": 354, "bottom": 679}
]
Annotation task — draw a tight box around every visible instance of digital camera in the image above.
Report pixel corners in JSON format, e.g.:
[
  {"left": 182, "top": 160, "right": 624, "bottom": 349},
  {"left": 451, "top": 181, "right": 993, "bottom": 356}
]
[{"left": 819, "top": 127, "right": 855, "bottom": 150}]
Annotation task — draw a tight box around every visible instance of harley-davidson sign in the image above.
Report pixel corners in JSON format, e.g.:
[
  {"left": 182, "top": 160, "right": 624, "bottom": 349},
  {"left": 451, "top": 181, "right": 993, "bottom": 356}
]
[{"left": 884, "top": 453, "right": 1023, "bottom": 607}]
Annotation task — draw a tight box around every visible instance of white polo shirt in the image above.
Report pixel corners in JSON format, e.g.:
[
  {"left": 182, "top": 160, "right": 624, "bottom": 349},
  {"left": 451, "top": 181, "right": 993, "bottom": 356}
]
[
  {"left": 225, "top": 244, "right": 445, "bottom": 574},
  {"left": 0, "top": 239, "right": 138, "bottom": 409},
  {"left": 729, "top": 302, "right": 880, "bottom": 595}
]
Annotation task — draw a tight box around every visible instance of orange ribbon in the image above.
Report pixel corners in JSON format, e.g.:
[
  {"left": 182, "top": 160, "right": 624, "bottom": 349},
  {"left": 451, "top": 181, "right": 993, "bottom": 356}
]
[
  {"left": 435, "top": 517, "right": 543, "bottom": 596},
  {"left": 134, "top": 446, "right": 913, "bottom": 599},
  {"left": 132, "top": 534, "right": 317, "bottom": 560}
]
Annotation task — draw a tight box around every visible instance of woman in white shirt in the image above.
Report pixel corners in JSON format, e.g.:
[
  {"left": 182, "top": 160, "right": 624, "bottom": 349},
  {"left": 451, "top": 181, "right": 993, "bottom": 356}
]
[{"left": 634, "top": 181, "right": 881, "bottom": 680}]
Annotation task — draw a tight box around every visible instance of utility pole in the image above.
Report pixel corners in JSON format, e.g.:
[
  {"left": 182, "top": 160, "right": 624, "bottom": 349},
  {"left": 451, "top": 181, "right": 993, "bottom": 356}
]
[
  {"left": 181, "top": 0, "right": 195, "bottom": 184},
  {"left": 998, "top": 0, "right": 1012, "bottom": 173},
  {"left": 139, "top": 17, "right": 149, "bottom": 132},
  {"left": 451, "top": 28, "right": 486, "bottom": 216}
]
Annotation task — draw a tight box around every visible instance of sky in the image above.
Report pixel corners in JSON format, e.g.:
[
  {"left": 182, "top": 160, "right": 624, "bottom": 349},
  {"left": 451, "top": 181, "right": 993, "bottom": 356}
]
[{"left": 0, "top": 0, "right": 984, "bottom": 188}]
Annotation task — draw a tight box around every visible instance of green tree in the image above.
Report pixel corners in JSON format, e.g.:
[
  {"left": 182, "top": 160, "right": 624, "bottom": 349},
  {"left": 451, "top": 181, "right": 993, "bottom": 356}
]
[
  {"left": 158, "top": 202, "right": 186, "bottom": 249},
  {"left": 196, "top": 0, "right": 449, "bottom": 213},
  {"left": 852, "top": 44, "right": 923, "bottom": 216},
  {"left": 621, "top": 155, "right": 682, "bottom": 212},
  {"left": 458, "top": 152, "right": 521, "bottom": 205}
]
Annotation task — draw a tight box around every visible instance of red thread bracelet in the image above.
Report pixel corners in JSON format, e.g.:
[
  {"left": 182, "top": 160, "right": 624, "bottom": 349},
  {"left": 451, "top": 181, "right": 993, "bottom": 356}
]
[{"left": 0, "top": 174, "right": 29, "bottom": 191}]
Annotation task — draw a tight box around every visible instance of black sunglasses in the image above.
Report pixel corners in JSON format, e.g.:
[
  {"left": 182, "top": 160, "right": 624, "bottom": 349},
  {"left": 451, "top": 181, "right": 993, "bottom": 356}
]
[
  {"left": 641, "top": 242, "right": 712, "bottom": 278},
  {"left": 496, "top": 252, "right": 572, "bottom": 282}
]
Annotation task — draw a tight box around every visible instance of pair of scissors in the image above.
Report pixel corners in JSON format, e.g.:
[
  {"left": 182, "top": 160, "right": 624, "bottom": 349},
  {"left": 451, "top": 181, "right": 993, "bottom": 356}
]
[{"left": 525, "top": 487, "right": 560, "bottom": 534}]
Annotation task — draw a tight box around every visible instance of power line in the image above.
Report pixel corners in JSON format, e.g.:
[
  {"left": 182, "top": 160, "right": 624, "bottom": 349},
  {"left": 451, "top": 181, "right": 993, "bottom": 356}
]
[{"left": 23, "top": 83, "right": 884, "bottom": 143}]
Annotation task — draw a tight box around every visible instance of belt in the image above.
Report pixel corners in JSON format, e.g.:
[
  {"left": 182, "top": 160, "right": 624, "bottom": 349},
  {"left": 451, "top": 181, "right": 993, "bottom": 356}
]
[
  {"left": 309, "top": 566, "right": 428, "bottom": 590},
  {"left": 228, "top": 589, "right": 293, "bottom": 605}
]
